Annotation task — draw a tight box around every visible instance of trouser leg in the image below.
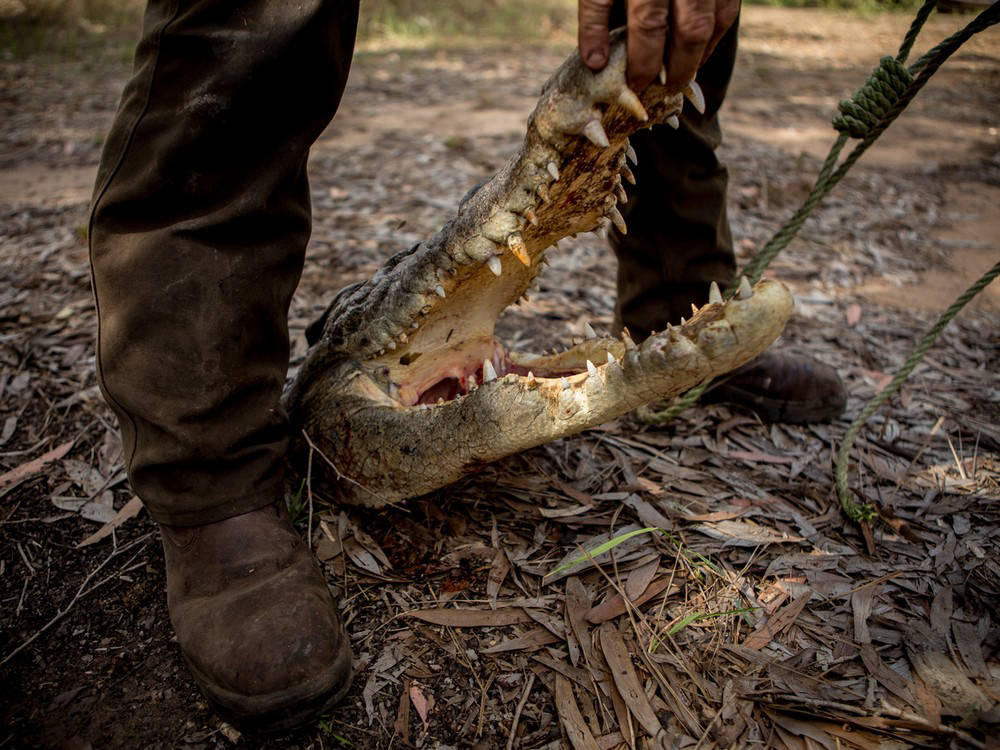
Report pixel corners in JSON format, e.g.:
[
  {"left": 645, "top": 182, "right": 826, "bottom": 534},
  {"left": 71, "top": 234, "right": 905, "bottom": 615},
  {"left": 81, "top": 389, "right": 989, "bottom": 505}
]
[
  {"left": 609, "top": 14, "right": 739, "bottom": 336},
  {"left": 89, "top": 0, "right": 360, "bottom": 526}
]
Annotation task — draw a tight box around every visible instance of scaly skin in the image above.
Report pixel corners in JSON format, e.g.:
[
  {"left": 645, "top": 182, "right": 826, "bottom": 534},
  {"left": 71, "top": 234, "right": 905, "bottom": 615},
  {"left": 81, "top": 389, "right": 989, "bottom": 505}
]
[{"left": 287, "top": 30, "right": 794, "bottom": 507}]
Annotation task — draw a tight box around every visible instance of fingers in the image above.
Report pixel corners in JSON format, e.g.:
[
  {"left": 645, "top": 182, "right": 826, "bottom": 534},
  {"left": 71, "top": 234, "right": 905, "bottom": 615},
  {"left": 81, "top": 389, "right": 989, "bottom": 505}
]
[
  {"left": 579, "top": 0, "right": 615, "bottom": 70},
  {"left": 625, "top": 0, "right": 670, "bottom": 91},
  {"left": 700, "top": 0, "right": 740, "bottom": 67},
  {"left": 665, "top": 0, "right": 717, "bottom": 86}
]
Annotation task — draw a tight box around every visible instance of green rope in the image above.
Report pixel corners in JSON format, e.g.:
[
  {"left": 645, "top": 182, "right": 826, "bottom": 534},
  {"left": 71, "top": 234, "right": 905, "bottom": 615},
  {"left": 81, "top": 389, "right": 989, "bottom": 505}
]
[
  {"left": 835, "top": 259, "right": 1000, "bottom": 521},
  {"left": 638, "top": 1, "right": 999, "bottom": 427},
  {"left": 897, "top": 0, "right": 938, "bottom": 64}
]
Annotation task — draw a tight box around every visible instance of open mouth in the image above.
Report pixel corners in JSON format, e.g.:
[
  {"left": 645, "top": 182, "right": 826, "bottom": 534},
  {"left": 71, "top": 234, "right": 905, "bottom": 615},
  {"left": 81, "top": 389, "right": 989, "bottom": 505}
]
[{"left": 288, "top": 29, "right": 793, "bottom": 507}]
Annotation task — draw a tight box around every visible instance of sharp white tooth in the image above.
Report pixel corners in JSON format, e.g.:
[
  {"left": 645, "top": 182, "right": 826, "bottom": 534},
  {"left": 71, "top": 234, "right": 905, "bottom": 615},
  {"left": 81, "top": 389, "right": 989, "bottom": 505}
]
[
  {"left": 616, "top": 185, "right": 628, "bottom": 204},
  {"left": 583, "top": 120, "right": 610, "bottom": 148},
  {"left": 561, "top": 377, "right": 570, "bottom": 390},
  {"left": 488, "top": 256, "right": 502, "bottom": 276},
  {"left": 606, "top": 351, "right": 616, "bottom": 364},
  {"left": 434, "top": 284, "right": 446, "bottom": 298},
  {"left": 507, "top": 233, "right": 530, "bottom": 266},
  {"left": 621, "top": 165, "right": 636, "bottom": 185},
  {"left": 468, "top": 373, "right": 477, "bottom": 389},
  {"left": 547, "top": 161, "right": 560, "bottom": 181},
  {"left": 666, "top": 114, "right": 680, "bottom": 129},
  {"left": 680, "top": 316, "right": 686, "bottom": 325},
  {"left": 586, "top": 359, "right": 598, "bottom": 376},
  {"left": 608, "top": 207, "right": 627, "bottom": 235},
  {"left": 622, "top": 330, "right": 636, "bottom": 350},
  {"left": 527, "top": 371, "right": 535, "bottom": 381},
  {"left": 411, "top": 322, "right": 419, "bottom": 330},
  {"left": 737, "top": 275, "right": 753, "bottom": 300},
  {"left": 523, "top": 207, "right": 538, "bottom": 226},
  {"left": 626, "top": 142, "right": 638, "bottom": 164},
  {"left": 583, "top": 322, "right": 597, "bottom": 339},
  {"left": 691, "top": 303, "right": 699, "bottom": 316},
  {"left": 537, "top": 183, "right": 550, "bottom": 202},
  {"left": 617, "top": 87, "right": 648, "bottom": 121},
  {"left": 437, "top": 398, "right": 445, "bottom": 405},
  {"left": 709, "top": 281, "right": 723, "bottom": 305},
  {"left": 684, "top": 80, "right": 706, "bottom": 114},
  {"left": 483, "top": 359, "right": 497, "bottom": 382},
  {"left": 659, "top": 65, "right": 667, "bottom": 85}
]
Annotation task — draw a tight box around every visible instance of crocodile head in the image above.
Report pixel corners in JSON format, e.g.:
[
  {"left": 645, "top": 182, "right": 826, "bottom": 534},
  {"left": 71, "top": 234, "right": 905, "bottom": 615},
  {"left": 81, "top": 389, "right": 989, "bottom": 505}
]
[{"left": 287, "top": 30, "right": 794, "bottom": 507}]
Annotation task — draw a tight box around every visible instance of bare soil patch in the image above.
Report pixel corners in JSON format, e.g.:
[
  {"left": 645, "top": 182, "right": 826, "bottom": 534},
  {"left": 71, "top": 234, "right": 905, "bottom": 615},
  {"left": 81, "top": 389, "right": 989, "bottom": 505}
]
[{"left": 2, "top": 7, "right": 999, "bottom": 749}]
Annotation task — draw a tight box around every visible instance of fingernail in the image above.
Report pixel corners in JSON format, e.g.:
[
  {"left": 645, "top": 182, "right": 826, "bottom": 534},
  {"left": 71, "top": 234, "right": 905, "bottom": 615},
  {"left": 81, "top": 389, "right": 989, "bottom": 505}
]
[{"left": 585, "top": 50, "right": 607, "bottom": 68}]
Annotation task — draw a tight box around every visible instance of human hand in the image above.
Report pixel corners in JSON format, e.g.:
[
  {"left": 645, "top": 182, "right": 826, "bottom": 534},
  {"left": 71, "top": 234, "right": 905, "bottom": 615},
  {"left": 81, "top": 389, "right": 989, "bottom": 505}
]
[{"left": 578, "top": 0, "right": 740, "bottom": 91}]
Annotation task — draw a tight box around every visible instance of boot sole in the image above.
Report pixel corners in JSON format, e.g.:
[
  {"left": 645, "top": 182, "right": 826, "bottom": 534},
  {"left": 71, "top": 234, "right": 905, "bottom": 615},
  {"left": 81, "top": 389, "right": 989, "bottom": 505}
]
[{"left": 184, "top": 629, "right": 354, "bottom": 734}]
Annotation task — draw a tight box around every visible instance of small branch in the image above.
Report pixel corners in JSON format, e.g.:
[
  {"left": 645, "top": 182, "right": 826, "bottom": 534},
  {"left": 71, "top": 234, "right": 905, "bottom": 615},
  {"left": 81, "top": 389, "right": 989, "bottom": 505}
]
[{"left": 506, "top": 672, "right": 535, "bottom": 750}]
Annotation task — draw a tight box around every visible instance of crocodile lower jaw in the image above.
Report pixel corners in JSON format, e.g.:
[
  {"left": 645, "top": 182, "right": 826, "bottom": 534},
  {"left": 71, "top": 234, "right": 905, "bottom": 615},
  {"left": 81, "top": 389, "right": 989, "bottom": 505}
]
[{"left": 294, "top": 278, "right": 792, "bottom": 507}]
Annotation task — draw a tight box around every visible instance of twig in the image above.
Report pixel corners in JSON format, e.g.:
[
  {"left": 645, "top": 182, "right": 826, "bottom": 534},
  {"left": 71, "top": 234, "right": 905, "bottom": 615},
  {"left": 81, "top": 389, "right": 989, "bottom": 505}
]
[
  {"left": 306, "top": 439, "right": 315, "bottom": 549},
  {"left": 299, "top": 429, "right": 390, "bottom": 506},
  {"left": 1, "top": 533, "right": 152, "bottom": 668},
  {"left": 506, "top": 672, "right": 535, "bottom": 750}
]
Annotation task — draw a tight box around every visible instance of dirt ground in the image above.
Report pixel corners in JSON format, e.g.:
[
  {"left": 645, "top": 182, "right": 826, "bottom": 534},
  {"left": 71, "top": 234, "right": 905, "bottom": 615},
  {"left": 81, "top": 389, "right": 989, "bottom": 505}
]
[{"left": 2, "top": 6, "right": 999, "bottom": 749}]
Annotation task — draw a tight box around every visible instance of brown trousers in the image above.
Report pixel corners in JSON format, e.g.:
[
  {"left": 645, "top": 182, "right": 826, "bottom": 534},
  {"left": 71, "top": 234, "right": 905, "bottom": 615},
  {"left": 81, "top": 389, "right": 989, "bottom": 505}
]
[{"left": 89, "top": 2, "right": 736, "bottom": 525}]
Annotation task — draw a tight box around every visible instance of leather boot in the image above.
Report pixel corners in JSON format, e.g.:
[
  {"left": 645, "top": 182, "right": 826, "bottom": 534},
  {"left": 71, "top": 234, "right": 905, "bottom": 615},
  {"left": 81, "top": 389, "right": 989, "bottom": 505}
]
[
  {"left": 161, "top": 501, "right": 352, "bottom": 732},
  {"left": 705, "top": 350, "right": 847, "bottom": 424}
]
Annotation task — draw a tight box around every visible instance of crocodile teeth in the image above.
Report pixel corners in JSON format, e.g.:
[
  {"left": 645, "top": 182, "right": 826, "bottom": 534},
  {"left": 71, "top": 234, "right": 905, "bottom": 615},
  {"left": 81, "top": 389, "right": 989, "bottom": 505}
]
[
  {"left": 434, "top": 285, "right": 446, "bottom": 298},
  {"left": 691, "top": 303, "right": 699, "bottom": 316},
  {"left": 608, "top": 207, "right": 627, "bottom": 235},
  {"left": 626, "top": 142, "right": 638, "bottom": 164},
  {"left": 583, "top": 321, "right": 596, "bottom": 338},
  {"left": 483, "top": 359, "right": 497, "bottom": 382},
  {"left": 523, "top": 207, "right": 538, "bottom": 227},
  {"left": 709, "top": 281, "right": 723, "bottom": 305},
  {"left": 666, "top": 114, "right": 680, "bottom": 129},
  {"left": 488, "top": 256, "right": 502, "bottom": 276},
  {"left": 621, "top": 165, "right": 636, "bottom": 185},
  {"left": 507, "top": 233, "right": 530, "bottom": 266},
  {"left": 618, "top": 87, "right": 648, "bottom": 121},
  {"left": 616, "top": 184, "right": 628, "bottom": 204},
  {"left": 527, "top": 371, "right": 535, "bottom": 381},
  {"left": 622, "top": 329, "right": 636, "bottom": 350},
  {"left": 659, "top": 65, "right": 667, "bottom": 85},
  {"left": 684, "top": 80, "right": 706, "bottom": 114},
  {"left": 547, "top": 161, "right": 560, "bottom": 181},
  {"left": 737, "top": 275, "right": 753, "bottom": 300},
  {"left": 537, "top": 183, "right": 550, "bottom": 202},
  {"left": 583, "top": 120, "right": 610, "bottom": 148},
  {"left": 680, "top": 316, "right": 686, "bottom": 325},
  {"left": 586, "top": 359, "right": 598, "bottom": 376},
  {"left": 606, "top": 351, "right": 616, "bottom": 364}
]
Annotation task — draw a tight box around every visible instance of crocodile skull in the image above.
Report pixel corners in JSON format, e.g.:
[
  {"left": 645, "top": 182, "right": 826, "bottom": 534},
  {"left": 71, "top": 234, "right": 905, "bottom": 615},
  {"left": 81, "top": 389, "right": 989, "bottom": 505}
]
[{"left": 287, "top": 30, "right": 794, "bottom": 507}]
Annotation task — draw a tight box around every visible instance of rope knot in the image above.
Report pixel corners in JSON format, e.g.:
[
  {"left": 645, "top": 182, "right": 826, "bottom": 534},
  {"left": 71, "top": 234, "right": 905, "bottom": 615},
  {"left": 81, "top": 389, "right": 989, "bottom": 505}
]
[{"left": 833, "top": 56, "right": 913, "bottom": 138}]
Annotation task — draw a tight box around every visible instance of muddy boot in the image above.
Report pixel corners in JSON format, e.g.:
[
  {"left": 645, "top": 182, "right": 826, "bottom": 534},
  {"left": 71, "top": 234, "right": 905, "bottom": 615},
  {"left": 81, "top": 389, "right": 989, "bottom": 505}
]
[
  {"left": 705, "top": 350, "right": 846, "bottom": 423},
  {"left": 161, "top": 501, "right": 351, "bottom": 731}
]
